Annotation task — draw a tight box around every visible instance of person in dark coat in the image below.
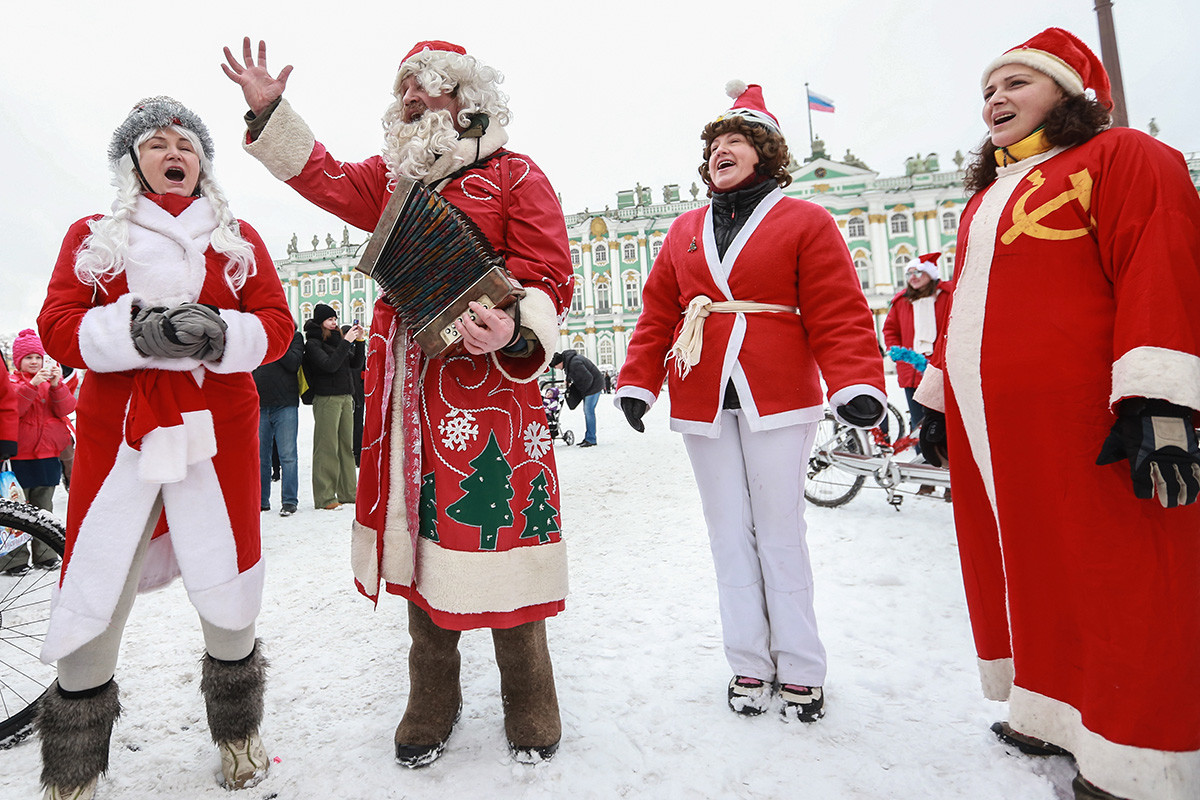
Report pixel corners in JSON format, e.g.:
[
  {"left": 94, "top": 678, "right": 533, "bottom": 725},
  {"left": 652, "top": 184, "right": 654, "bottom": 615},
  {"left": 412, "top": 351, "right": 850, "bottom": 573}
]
[
  {"left": 303, "top": 304, "right": 365, "bottom": 509},
  {"left": 550, "top": 351, "right": 603, "bottom": 447},
  {"left": 342, "top": 324, "right": 366, "bottom": 466},
  {"left": 253, "top": 328, "right": 304, "bottom": 516}
]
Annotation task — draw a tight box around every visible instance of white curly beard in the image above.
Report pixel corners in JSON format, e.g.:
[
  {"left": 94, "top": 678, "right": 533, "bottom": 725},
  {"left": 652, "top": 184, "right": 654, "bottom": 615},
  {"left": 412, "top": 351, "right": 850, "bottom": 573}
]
[{"left": 381, "top": 102, "right": 461, "bottom": 183}]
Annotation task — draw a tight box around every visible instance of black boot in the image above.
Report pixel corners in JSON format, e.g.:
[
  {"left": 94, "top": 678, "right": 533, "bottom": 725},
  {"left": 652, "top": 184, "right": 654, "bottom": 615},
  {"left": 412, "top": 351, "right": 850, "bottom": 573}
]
[
  {"left": 38, "top": 679, "right": 121, "bottom": 799},
  {"left": 201, "top": 641, "right": 269, "bottom": 789},
  {"left": 492, "top": 619, "right": 561, "bottom": 763},
  {"left": 394, "top": 602, "right": 463, "bottom": 768}
]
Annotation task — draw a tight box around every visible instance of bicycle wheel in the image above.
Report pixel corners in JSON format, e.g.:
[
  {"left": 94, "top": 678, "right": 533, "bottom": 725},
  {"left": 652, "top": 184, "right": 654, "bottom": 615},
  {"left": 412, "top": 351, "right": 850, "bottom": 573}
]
[
  {"left": 884, "top": 402, "right": 906, "bottom": 444},
  {"left": 805, "top": 415, "right": 868, "bottom": 508},
  {"left": 0, "top": 499, "right": 66, "bottom": 747}
]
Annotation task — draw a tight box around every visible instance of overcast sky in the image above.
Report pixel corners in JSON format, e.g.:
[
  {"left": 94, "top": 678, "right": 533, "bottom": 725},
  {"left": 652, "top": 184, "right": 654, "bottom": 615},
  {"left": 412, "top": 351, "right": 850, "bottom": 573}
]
[{"left": 4, "top": 0, "right": 1196, "bottom": 327}]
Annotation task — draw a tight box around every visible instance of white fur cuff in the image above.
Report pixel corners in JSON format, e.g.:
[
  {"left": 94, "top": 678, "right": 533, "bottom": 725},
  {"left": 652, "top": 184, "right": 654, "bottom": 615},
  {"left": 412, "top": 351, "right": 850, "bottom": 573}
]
[
  {"left": 1111, "top": 346, "right": 1200, "bottom": 411},
  {"left": 243, "top": 98, "right": 317, "bottom": 182},
  {"left": 913, "top": 365, "right": 946, "bottom": 413},
  {"left": 78, "top": 295, "right": 202, "bottom": 373},
  {"left": 205, "top": 310, "right": 268, "bottom": 374},
  {"left": 614, "top": 385, "right": 658, "bottom": 411},
  {"left": 829, "top": 383, "right": 888, "bottom": 428},
  {"left": 493, "top": 286, "right": 560, "bottom": 383}
]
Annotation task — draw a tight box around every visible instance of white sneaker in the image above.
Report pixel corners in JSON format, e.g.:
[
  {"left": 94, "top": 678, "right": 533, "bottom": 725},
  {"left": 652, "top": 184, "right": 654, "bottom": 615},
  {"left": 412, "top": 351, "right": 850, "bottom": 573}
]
[
  {"left": 218, "top": 731, "right": 269, "bottom": 789},
  {"left": 779, "top": 684, "right": 825, "bottom": 723},
  {"left": 727, "top": 676, "right": 773, "bottom": 716},
  {"left": 43, "top": 778, "right": 97, "bottom": 800}
]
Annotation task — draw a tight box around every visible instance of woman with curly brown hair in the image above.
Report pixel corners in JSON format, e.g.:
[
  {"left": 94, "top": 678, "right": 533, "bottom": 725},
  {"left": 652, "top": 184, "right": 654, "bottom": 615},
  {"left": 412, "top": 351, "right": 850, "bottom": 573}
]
[
  {"left": 617, "top": 82, "right": 885, "bottom": 724},
  {"left": 915, "top": 28, "right": 1200, "bottom": 800}
]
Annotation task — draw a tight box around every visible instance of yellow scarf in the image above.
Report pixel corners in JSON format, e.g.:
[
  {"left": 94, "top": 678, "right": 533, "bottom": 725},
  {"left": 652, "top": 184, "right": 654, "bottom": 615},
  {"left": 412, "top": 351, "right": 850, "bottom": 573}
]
[{"left": 994, "top": 129, "right": 1051, "bottom": 167}]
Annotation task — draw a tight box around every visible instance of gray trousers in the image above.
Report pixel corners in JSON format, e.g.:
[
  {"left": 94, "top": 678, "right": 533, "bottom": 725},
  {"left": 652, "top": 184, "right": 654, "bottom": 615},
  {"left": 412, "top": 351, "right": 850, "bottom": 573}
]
[{"left": 56, "top": 495, "right": 256, "bottom": 692}]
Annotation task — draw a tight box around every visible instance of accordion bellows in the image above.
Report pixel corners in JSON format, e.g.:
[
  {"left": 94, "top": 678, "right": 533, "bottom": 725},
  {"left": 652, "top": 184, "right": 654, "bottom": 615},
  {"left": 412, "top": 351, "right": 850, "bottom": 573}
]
[{"left": 356, "top": 179, "right": 525, "bottom": 356}]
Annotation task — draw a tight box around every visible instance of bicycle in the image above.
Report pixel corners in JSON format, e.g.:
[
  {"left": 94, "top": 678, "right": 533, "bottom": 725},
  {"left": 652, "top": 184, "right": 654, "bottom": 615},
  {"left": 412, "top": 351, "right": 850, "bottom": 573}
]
[
  {"left": 805, "top": 403, "right": 950, "bottom": 510},
  {"left": 0, "top": 498, "right": 66, "bottom": 748}
]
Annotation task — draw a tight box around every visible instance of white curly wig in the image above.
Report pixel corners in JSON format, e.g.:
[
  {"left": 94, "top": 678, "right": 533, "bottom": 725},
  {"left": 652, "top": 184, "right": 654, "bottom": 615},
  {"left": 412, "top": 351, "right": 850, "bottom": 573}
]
[{"left": 74, "top": 125, "right": 257, "bottom": 291}]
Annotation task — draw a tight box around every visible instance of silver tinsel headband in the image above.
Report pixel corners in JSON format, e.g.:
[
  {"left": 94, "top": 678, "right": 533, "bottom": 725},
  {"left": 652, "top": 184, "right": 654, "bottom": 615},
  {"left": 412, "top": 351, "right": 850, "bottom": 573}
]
[{"left": 107, "top": 96, "right": 214, "bottom": 163}]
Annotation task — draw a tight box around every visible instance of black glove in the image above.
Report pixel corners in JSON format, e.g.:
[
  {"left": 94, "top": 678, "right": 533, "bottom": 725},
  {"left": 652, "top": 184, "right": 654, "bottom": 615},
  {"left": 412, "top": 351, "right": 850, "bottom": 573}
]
[
  {"left": 132, "top": 303, "right": 227, "bottom": 360},
  {"left": 836, "top": 394, "right": 883, "bottom": 428},
  {"left": 918, "top": 410, "right": 949, "bottom": 468},
  {"left": 0, "top": 440, "right": 17, "bottom": 461},
  {"left": 620, "top": 397, "right": 647, "bottom": 433},
  {"left": 1096, "top": 398, "right": 1200, "bottom": 508}
]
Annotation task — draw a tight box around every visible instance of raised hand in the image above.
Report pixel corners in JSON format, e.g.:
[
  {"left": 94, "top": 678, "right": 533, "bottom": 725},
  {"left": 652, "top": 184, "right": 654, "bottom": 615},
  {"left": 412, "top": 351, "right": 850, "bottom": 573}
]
[{"left": 221, "top": 37, "right": 293, "bottom": 115}]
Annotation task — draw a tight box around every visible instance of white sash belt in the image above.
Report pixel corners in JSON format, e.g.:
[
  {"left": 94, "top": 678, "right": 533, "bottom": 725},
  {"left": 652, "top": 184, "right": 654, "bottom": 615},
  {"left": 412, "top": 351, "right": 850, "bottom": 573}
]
[{"left": 669, "top": 295, "right": 799, "bottom": 378}]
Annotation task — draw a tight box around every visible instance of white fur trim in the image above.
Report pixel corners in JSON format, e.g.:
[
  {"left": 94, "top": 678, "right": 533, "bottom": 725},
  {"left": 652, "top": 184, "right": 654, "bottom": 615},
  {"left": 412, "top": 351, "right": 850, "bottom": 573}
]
[
  {"left": 1009, "top": 685, "right": 1200, "bottom": 800},
  {"left": 351, "top": 519, "right": 382, "bottom": 594},
  {"left": 415, "top": 536, "right": 567, "bottom": 615},
  {"left": 1111, "top": 346, "right": 1200, "bottom": 411},
  {"left": 137, "top": 409, "right": 217, "bottom": 483},
  {"left": 977, "top": 656, "right": 1014, "bottom": 701},
  {"left": 243, "top": 98, "right": 317, "bottom": 182},
  {"left": 670, "top": 404, "right": 825, "bottom": 437},
  {"left": 829, "top": 383, "right": 888, "bottom": 428},
  {"left": 613, "top": 385, "right": 657, "bottom": 411},
  {"left": 427, "top": 124, "right": 510, "bottom": 189},
  {"left": 78, "top": 294, "right": 202, "bottom": 373},
  {"left": 913, "top": 365, "right": 946, "bottom": 412},
  {"left": 124, "top": 196, "right": 212, "bottom": 305},
  {"left": 983, "top": 50, "right": 1084, "bottom": 97},
  {"left": 492, "top": 286, "right": 559, "bottom": 383},
  {"left": 205, "top": 310, "right": 268, "bottom": 374}
]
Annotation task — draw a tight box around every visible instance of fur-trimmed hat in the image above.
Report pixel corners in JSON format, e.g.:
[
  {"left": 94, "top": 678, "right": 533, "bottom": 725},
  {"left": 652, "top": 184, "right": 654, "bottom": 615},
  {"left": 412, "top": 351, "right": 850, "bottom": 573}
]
[
  {"left": 12, "top": 328, "right": 46, "bottom": 365},
  {"left": 393, "top": 40, "right": 468, "bottom": 95},
  {"left": 982, "top": 28, "right": 1113, "bottom": 111},
  {"left": 312, "top": 303, "right": 337, "bottom": 325},
  {"left": 108, "top": 96, "right": 215, "bottom": 164},
  {"left": 713, "top": 80, "right": 781, "bottom": 135},
  {"left": 906, "top": 252, "right": 942, "bottom": 280}
]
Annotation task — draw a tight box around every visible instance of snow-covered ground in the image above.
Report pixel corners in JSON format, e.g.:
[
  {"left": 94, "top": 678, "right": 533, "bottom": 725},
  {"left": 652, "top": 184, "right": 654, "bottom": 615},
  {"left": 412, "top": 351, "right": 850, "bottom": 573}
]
[{"left": 1, "top": 389, "right": 1076, "bottom": 799}]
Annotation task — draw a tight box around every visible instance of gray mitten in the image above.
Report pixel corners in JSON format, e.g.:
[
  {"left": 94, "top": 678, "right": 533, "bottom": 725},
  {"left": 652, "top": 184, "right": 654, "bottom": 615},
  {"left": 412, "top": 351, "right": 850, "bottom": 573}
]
[
  {"left": 131, "top": 304, "right": 227, "bottom": 360},
  {"left": 167, "top": 303, "right": 227, "bottom": 361}
]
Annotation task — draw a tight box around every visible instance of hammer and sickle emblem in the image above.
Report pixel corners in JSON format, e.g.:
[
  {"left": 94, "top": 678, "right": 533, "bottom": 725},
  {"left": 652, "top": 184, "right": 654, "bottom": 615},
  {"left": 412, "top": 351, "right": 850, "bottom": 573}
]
[{"left": 1001, "top": 168, "right": 1094, "bottom": 245}]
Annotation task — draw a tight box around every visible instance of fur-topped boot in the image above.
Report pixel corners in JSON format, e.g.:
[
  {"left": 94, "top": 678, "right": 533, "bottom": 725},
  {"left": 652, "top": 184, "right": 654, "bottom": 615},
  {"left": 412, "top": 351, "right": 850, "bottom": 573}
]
[
  {"left": 38, "top": 679, "right": 121, "bottom": 800},
  {"left": 394, "top": 602, "right": 463, "bottom": 768},
  {"left": 492, "top": 619, "right": 561, "bottom": 763},
  {"left": 200, "top": 641, "right": 269, "bottom": 789}
]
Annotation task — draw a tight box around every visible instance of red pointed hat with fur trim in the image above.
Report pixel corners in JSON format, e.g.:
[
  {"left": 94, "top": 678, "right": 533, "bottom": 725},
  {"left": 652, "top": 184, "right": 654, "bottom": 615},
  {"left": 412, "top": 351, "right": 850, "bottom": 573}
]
[
  {"left": 402, "top": 40, "right": 466, "bottom": 65},
  {"left": 714, "top": 80, "right": 781, "bottom": 134},
  {"left": 907, "top": 252, "right": 942, "bottom": 280},
  {"left": 982, "top": 27, "right": 1112, "bottom": 110}
]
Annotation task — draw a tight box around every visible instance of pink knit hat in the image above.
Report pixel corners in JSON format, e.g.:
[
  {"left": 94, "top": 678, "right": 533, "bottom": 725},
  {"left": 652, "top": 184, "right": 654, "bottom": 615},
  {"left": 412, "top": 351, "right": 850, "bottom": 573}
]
[{"left": 12, "top": 328, "right": 45, "bottom": 365}]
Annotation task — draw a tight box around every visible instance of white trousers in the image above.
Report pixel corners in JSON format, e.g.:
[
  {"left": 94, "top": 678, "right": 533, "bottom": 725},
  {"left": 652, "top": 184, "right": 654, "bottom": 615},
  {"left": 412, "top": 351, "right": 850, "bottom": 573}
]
[
  {"left": 683, "top": 413, "right": 825, "bottom": 686},
  {"left": 56, "top": 494, "right": 257, "bottom": 692}
]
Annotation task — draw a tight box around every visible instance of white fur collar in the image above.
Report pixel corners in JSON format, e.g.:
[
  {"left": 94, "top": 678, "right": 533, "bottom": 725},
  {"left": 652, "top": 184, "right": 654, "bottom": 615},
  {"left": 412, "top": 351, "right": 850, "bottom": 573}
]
[
  {"left": 426, "top": 123, "right": 510, "bottom": 188},
  {"left": 124, "top": 196, "right": 217, "bottom": 306}
]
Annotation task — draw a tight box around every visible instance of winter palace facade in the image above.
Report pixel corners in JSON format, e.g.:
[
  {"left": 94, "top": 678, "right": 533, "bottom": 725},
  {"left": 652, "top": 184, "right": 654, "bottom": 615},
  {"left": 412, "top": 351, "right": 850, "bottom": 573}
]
[{"left": 269, "top": 145, "right": 1200, "bottom": 375}]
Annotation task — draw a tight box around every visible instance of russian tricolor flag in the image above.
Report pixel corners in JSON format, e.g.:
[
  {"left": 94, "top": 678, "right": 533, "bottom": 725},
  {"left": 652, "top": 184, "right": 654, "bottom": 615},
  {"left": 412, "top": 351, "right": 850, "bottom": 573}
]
[{"left": 807, "top": 90, "right": 835, "bottom": 113}]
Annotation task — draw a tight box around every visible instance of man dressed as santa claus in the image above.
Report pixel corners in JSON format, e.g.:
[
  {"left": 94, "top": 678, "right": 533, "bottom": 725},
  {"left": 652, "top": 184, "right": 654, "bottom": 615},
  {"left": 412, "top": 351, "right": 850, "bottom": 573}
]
[{"left": 223, "top": 37, "right": 572, "bottom": 767}]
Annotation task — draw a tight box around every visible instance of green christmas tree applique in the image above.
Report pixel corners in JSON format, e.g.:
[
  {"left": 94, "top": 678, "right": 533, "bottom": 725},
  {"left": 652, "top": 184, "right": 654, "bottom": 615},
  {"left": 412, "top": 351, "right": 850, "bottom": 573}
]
[
  {"left": 445, "top": 431, "right": 514, "bottom": 551},
  {"left": 418, "top": 472, "right": 438, "bottom": 542},
  {"left": 520, "top": 470, "right": 560, "bottom": 545}
]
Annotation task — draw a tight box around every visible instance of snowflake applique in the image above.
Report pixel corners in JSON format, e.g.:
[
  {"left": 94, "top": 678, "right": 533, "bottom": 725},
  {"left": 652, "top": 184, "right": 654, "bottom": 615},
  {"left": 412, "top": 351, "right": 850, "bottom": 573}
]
[
  {"left": 524, "top": 422, "right": 552, "bottom": 460},
  {"left": 439, "top": 410, "right": 479, "bottom": 452}
]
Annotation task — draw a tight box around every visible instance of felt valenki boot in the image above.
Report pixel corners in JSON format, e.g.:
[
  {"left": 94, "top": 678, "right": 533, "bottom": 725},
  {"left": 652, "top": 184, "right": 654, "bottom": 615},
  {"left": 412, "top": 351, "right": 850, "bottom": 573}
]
[
  {"left": 394, "top": 602, "right": 463, "bottom": 768},
  {"left": 38, "top": 679, "right": 121, "bottom": 800},
  {"left": 492, "top": 619, "right": 561, "bottom": 763},
  {"left": 200, "top": 641, "right": 269, "bottom": 789}
]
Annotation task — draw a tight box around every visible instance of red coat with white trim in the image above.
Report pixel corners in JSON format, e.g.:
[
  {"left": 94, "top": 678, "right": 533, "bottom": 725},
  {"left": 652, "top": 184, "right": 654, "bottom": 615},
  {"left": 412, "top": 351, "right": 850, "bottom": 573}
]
[
  {"left": 881, "top": 282, "right": 953, "bottom": 388},
  {"left": 10, "top": 371, "right": 75, "bottom": 459},
  {"left": 915, "top": 128, "right": 1200, "bottom": 800},
  {"left": 36, "top": 196, "right": 294, "bottom": 662},
  {"left": 244, "top": 100, "right": 572, "bottom": 631},
  {"left": 618, "top": 189, "right": 884, "bottom": 435}
]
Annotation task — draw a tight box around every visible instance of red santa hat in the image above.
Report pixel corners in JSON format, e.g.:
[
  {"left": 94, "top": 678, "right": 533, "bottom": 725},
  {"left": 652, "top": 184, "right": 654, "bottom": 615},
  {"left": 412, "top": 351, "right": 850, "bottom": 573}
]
[
  {"left": 714, "top": 80, "right": 781, "bottom": 135},
  {"left": 907, "top": 252, "right": 942, "bottom": 280},
  {"left": 12, "top": 328, "right": 45, "bottom": 365},
  {"left": 394, "top": 40, "right": 469, "bottom": 94},
  {"left": 981, "top": 27, "right": 1113, "bottom": 110}
]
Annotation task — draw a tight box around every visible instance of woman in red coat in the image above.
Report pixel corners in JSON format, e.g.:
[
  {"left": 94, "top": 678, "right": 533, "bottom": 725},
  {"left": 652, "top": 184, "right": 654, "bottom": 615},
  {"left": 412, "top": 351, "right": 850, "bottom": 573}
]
[
  {"left": 881, "top": 252, "right": 952, "bottom": 432},
  {"left": 617, "top": 82, "right": 885, "bottom": 723},
  {"left": 34, "top": 97, "right": 294, "bottom": 798},
  {"left": 915, "top": 29, "right": 1200, "bottom": 800},
  {"left": 0, "top": 329, "right": 75, "bottom": 574}
]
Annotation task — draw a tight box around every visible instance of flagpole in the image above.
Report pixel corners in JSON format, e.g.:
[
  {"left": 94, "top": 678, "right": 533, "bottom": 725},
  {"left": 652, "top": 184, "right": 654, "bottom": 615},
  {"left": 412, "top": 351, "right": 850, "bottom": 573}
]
[{"left": 805, "top": 82, "right": 814, "bottom": 150}]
